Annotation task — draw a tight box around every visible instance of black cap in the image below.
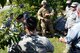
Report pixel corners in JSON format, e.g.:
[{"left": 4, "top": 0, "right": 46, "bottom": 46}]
[
  {"left": 25, "top": 16, "right": 38, "bottom": 31},
  {"left": 23, "top": 11, "right": 30, "bottom": 19}
]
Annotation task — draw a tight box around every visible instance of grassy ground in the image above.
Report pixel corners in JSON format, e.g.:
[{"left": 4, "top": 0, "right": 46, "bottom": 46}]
[
  {"left": 0, "top": 48, "right": 7, "bottom": 53},
  {"left": 49, "top": 37, "right": 65, "bottom": 53}
]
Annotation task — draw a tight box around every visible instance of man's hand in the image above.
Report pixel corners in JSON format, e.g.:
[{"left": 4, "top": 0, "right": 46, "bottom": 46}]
[
  {"left": 59, "top": 37, "right": 63, "bottom": 42},
  {"left": 59, "top": 37, "right": 67, "bottom": 43},
  {"left": 44, "top": 13, "right": 50, "bottom": 17}
]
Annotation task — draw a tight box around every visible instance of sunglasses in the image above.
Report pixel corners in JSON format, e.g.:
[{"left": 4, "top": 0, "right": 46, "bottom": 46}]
[{"left": 71, "top": 6, "right": 76, "bottom": 8}]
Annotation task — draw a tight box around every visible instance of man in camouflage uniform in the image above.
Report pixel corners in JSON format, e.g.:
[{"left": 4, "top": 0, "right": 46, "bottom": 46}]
[
  {"left": 65, "top": 2, "right": 79, "bottom": 29},
  {"left": 37, "top": 0, "right": 54, "bottom": 36},
  {"left": 64, "top": 2, "right": 79, "bottom": 53}
]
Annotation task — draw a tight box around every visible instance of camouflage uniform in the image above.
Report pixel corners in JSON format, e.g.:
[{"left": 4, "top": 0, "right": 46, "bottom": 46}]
[
  {"left": 64, "top": 2, "right": 79, "bottom": 53},
  {"left": 37, "top": 1, "right": 54, "bottom": 36},
  {"left": 18, "top": 34, "right": 54, "bottom": 53}
]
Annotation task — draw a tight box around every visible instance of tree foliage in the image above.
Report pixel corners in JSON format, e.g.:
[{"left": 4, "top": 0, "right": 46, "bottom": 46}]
[
  {"left": 0, "top": 0, "right": 7, "bottom": 7},
  {"left": 0, "top": 19, "right": 24, "bottom": 49}
]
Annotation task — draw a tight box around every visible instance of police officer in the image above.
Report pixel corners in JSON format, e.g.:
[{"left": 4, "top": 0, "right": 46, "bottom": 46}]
[
  {"left": 37, "top": 0, "right": 54, "bottom": 36},
  {"left": 9, "top": 16, "right": 54, "bottom": 53}
]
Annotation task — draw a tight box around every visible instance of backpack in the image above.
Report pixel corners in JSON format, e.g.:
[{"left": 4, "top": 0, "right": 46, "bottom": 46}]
[
  {"left": 54, "top": 17, "right": 66, "bottom": 31},
  {"left": 24, "top": 35, "right": 47, "bottom": 53},
  {"left": 8, "top": 44, "right": 22, "bottom": 53},
  {"left": 9, "top": 35, "right": 47, "bottom": 53}
]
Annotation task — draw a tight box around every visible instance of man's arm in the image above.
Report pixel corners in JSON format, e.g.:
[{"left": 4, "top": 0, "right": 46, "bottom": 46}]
[
  {"left": 37, "top": 8, "right": 44, "bottom": 20},
  {"left": 46, "top": 39, "right": 54, "bottom": 53},
  {"left": 50, "top": 8, "right": 54, "bottom": 16},
  {"left": 59, "top": 26, "right": 78, "bottom": 44},
  {"left": 45, "top": 8, "right": 54, "bottom": 17}
]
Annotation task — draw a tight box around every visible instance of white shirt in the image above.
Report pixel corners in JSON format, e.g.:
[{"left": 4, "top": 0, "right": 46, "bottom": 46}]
[
  {"left": 65, "top": 10, "right": 78, "bottom": 29},
  {"left": 65, "top": 22, "right": 80, "bottom": 48}
]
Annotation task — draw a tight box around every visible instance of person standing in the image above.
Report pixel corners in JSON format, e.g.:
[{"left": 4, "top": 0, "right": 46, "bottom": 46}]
[{"left": 37, "top": 0, "right": 54, "bottom": 36}]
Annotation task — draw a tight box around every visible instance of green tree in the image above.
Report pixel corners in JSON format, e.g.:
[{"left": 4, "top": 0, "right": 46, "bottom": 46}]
[{"left": 0, "top": 0, "right": 7, "bottom": 7}]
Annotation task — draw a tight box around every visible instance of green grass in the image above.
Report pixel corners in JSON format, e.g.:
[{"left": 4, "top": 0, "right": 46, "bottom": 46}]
[
  {"left": 0, "top": 37, "right": 65, "bottom": 53},
  {"left": 0, "top": 47, "right": 7, "bottom": 53},
  {"left": 49, "top": 37, "right": 65, "bottom": 53}
]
